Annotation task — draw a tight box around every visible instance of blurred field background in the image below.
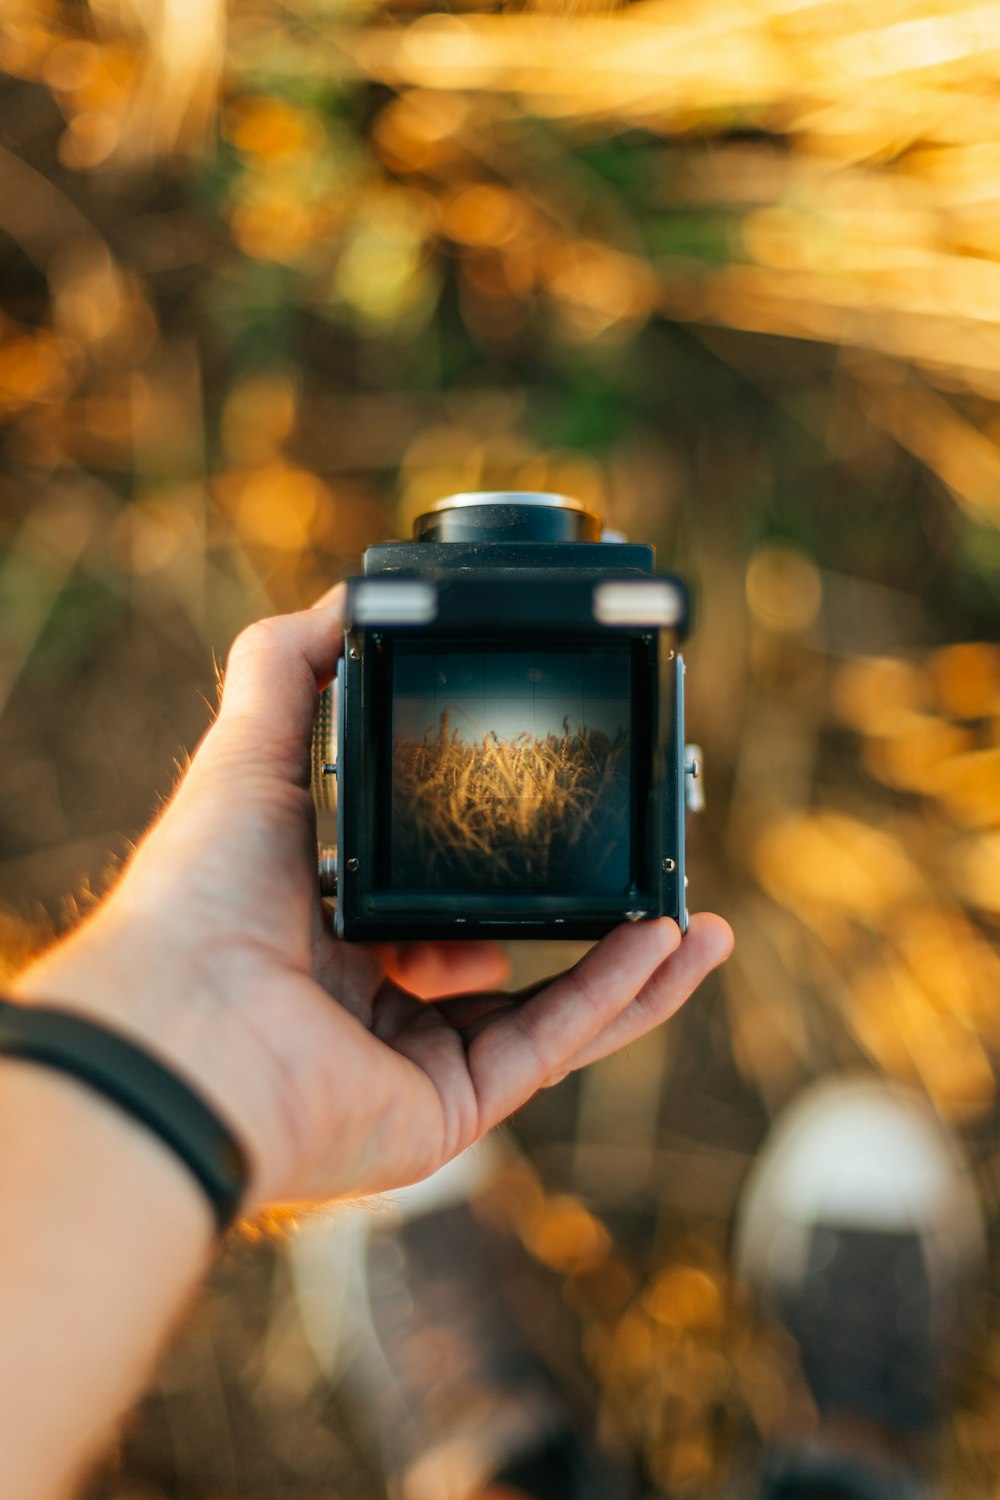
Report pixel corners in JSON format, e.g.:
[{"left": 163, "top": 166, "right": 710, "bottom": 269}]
[{"left": 2, "top": 0, "right": 1000, "bottom": 1495}]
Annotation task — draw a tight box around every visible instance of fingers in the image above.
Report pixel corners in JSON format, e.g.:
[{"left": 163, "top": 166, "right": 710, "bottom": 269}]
[
  {"left": 313, "top": 938, "right": 509, "bottom": 1032},
  {"left": 542, "top": 912, "right": 733, "bottom": 1083},
  {"left": 197, "top": 587, "right": 346, "bottom": 778},
  {"left": 380, "top": 941, "right": 511, "bottom": 999},
  {"left": 466, "top": 917, "right": 682, "bottom": 1128}
]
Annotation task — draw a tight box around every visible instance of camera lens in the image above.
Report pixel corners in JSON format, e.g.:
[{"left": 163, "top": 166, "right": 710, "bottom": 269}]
[{"left": 413, "top": 491, "right": 602, "bottom": 545}]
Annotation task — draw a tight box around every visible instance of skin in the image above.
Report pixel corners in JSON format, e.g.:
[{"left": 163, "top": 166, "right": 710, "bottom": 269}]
[{"left": 2, "top": 589, "right": 732, "bottom": 1497}]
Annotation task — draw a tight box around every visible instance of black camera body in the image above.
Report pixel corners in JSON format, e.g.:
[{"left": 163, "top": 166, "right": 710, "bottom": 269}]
[{"left": 312, "top": 492, "right": 698, "bottom": 942}]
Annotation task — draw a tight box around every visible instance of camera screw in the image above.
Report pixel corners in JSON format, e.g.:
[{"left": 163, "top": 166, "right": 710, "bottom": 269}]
[
  {"left": 346, "top": 857, "right": 360, "bottom": 873},
  {"left": 662, "top": 857, "right": 676, "bottom": 873},
  {"left": 349, "top": 647, "right": 360, "bottom": 660},
  {"left": 322, "top": 762, "right": 337, "bottom": 777}
]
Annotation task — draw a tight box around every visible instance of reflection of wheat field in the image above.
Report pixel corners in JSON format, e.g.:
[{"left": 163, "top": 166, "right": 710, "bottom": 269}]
[{"left": 393, "top": 709, "right": 628, "bottom": 888}]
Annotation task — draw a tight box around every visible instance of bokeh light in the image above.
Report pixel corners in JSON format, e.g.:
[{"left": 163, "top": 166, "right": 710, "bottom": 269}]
[{"left": 2, "top": 0, "right": 999, "bottom": 1495}]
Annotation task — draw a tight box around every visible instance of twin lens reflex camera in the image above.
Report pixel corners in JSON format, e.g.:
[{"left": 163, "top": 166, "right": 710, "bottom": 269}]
[{"left": 311, "top": 491, "right": 702, "bottom": 943}]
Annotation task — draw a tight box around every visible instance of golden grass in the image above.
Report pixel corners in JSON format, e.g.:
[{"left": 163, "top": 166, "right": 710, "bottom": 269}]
[{"left": 392, "top": 708, "right": 628, "bottom": 887}]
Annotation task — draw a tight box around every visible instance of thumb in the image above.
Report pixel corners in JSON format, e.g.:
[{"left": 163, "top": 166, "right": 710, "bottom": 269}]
[{"left": 200, "top": 588, "right": 346, "bottom": 778}]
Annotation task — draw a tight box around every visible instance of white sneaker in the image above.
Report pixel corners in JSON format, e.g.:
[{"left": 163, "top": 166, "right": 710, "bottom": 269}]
[{"left": 733, "top": 1075, "right": 986, "bottom": 1497}]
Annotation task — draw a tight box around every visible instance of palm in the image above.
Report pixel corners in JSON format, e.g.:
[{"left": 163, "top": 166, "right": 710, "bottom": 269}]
[
  {"left": 275, "top": 916, "right": 502, "bottom": 1200},
  {"left": 264, "top": 896, "right": 730, "bottom": 1205}
]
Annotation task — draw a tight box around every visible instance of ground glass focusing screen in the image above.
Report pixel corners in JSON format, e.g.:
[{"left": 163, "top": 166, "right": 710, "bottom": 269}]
[{"left": 390, "top": 641, "right": 632, "bottom": 897}]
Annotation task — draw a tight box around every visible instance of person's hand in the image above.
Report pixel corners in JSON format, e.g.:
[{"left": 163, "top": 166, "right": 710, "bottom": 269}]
[{"left": 12, "top": 592, "right": 733, "bottom": 1214}]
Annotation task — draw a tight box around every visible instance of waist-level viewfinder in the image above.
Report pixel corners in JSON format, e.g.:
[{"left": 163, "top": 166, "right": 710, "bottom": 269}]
[{"left": 312, "top": 492, "right": 699, "bottom": 942}]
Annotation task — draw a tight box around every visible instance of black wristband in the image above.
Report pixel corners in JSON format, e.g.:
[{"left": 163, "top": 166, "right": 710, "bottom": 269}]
[{"left": 0, "top": 998, "right": 249, "bottom": 1234}]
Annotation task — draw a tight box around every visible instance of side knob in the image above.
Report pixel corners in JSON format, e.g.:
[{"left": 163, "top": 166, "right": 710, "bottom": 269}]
[
  {"left": 318, "top": 844, "right": 338, "bottom": 897},
  {"left": 311, "top": 684, "right": 338, "bottom": 813},
  {"left": 684, "top": 743, "right": 705, "bottom": 814}
]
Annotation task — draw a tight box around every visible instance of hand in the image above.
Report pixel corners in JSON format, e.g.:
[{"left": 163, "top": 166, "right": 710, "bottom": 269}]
[{"left": 13, "top": 592, "right": 733, "bottom": 1214}]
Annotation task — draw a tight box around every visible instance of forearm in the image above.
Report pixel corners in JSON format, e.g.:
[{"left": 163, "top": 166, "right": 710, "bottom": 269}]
[{"left": 0, "top": 1055, "right": 214, "bottom": 1499}]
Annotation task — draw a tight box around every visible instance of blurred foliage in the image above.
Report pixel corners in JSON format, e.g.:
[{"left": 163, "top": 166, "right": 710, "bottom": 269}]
[{"left": 2, "top": 0, "right": 1000, "bottom": 1495}]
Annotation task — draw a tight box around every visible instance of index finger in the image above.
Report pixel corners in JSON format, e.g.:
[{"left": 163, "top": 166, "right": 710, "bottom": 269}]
[
  {"left": 464, "top": 917, "right": 682, "bottom": 1129},
  {"left": 540, "top": 912, "right": 733, "bottom": 1083}
]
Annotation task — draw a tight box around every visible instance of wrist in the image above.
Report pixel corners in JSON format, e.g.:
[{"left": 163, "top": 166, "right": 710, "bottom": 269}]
[
  {"left": 0, "top": 997, "right": 248, "bottom": 1233},
  {"left": 0, "top": 1045, "right": 216, "bottom": 1246},
  {"left": 9, "top": 902, "right": 279, "bottom": 1215}
]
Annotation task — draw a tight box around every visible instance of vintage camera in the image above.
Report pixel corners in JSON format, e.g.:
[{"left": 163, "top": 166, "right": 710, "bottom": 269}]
[{"left": 312, "top": 491, "right": 702, "bottom": 942}]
